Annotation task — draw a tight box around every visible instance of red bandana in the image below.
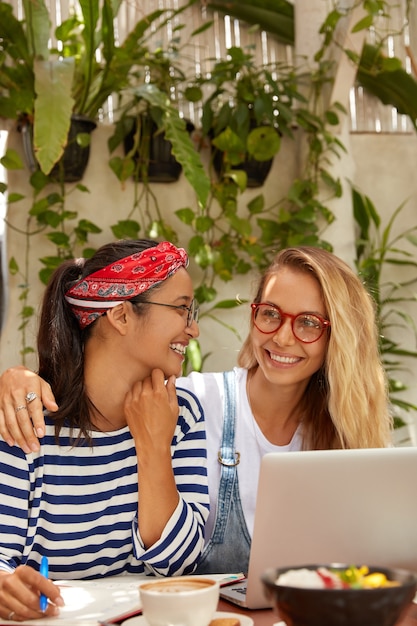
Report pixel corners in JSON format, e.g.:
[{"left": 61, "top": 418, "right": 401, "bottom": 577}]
[{"left": 65, "top": 241, "right": 188, "bottom": 329}]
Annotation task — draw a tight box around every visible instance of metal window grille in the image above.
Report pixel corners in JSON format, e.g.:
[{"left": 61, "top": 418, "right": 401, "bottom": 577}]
[{"left": 6, "top": 0, "right": 416, "bottom": 132}]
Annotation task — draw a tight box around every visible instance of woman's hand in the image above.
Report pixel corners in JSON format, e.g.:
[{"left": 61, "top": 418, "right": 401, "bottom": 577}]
[
  {"left": 125, "top": 369, "right": 180, "bottom": 547},
  {"left": 0, "top": 366, "right": 58, "bottom": 453},
  {"left": 124, "top": 368, "right": 179, "bottom": 451},
  {"left": 0, "top": 566, "right": 64, "bottom": 621}
]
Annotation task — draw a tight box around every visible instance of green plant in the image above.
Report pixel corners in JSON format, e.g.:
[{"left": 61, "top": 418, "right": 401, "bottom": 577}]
[
  {"left": 0, "top": 0, "right": 203, "bottom": 176},
  {"left": 0, "top": 0, "right": 211, "bottom": 360},
  {"left": 206, "top": 0, "right": 417, "bottom": 126},
  {"left": 108, "top": 43, "right": 211, "bottom": 210},
  {"left": 353, "top": 185, "right": 417, "bottom": 421},
  {"left": 206, "top": 0, "right": 294, "bottom": 46},
  {"left": 1, "top": 0, "right": 113, "bottom": 173},
  {"left": 173, "top": 34, "right": 343, "bottom": 303},
  {"left": 195, "top": 45, "right": 293, "bottom": 183},
  {"left": 106, "top": 19, "right": 212, "bottom": 244},
  {"left": 0, "top": 147, "right": 102, "bottom": 360}
]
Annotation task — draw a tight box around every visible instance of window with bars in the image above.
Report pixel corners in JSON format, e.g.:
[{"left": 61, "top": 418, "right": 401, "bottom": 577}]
[
  {"left": 6, "top": 0, "right": 416, "bottom": 132},
  {"left": 349, "top": 1, "right": 415, "bottom": 133}
]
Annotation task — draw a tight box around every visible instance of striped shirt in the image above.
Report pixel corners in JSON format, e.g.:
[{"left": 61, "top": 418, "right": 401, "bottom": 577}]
[{"left": 0, "top": 389, "right": 209, "bottom": 579}]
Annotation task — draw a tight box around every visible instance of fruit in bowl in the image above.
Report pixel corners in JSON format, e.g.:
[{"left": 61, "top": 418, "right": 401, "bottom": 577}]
[{"left": 262, "top": 564, "right": 417, "bottom": 626}]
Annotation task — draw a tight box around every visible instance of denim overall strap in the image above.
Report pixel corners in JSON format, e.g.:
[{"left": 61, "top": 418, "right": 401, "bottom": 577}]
[
  {"left": 211, "top": 370, "right": 240, "bottom": 543},
  {"left": 194, "top": 370, "right": 251, "bottom": 574}
]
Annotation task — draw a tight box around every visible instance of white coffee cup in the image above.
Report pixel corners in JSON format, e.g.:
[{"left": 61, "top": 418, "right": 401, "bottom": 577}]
[{"left": 138, "top": 576, "right": 220, "bottom": 626}]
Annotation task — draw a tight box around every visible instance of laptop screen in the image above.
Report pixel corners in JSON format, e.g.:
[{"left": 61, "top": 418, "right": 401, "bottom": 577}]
[{"left": 241, "top": 447, "right": 417, "bottom": 609}]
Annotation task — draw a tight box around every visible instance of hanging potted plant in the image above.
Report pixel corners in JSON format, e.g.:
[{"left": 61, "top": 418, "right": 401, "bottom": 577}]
[
  {"left": 204, "top": 0, "right": 417, "bottom": 130},
  {"left": 108, "top": 82, "right": 210, "bottom": 211},
  {"left": 110, "top": 45, "right": 198, "bottom": 184},
  {"left": 0, "top": 0, "right": 203, "bottom": 182},
  {"left": 0, "top": 0, "right": 113, "bottom": 180},
  {"left": 194, "top": 44, "right": 296, "bottom": 188},
  {"left": 107, "top": 20, "right": 211, "bottom": 208}
]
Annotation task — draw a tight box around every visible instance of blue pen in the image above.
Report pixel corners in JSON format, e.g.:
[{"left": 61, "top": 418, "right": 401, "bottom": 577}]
[{"left": 39, "top": 556, "right": 49, "bottom": 612}]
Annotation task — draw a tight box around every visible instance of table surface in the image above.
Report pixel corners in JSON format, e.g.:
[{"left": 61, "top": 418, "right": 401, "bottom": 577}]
[{"left": 217, "top": 597, "right": 417, "bottom": 625}]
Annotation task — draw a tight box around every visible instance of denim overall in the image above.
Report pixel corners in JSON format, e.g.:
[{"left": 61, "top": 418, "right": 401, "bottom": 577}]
[{"left": 195, "top": 371, "right": 251, "bottom": 574}]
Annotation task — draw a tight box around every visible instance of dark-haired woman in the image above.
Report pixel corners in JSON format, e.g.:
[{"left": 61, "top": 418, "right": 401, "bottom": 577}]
[{"left": 0, "top": 240, "right": 208, "bottom": 622}]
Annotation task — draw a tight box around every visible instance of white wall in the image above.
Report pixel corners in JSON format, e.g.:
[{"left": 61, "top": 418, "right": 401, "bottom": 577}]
[{"left": 1, "top": 0, "right": 417, "bottom": 441}]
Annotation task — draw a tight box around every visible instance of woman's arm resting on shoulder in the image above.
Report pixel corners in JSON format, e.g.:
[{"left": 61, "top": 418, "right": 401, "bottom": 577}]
[{"left": 0, "top": 366, "right": 58, "bottom": 453}]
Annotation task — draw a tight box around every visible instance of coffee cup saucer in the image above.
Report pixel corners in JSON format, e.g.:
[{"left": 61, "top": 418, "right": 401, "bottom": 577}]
[{"left": 123, "top": 610, "right": 254, "bottom": 626}]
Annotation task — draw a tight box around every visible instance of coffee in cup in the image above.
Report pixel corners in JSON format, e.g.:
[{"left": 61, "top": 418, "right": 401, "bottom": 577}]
[{"left": 139, "top": 576, "right": 220, "bottom": 626}]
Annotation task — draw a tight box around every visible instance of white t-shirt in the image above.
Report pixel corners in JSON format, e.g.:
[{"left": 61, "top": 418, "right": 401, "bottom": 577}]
[{"left": 176, "top": 367, "right": 302, "bottom": 542}]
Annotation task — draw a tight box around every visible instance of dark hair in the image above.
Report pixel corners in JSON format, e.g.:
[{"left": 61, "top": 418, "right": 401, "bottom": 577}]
[{"left": 37, "top": 239, "right": 163, "bottom": 442}]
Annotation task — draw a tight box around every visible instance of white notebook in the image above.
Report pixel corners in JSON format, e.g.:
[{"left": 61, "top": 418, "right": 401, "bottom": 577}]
[
  {"left": 0, "top": 574, "right": 243, "bottom": 625},
  {"left": 221, "top": 447, "right": 417, "bottom": 609}
]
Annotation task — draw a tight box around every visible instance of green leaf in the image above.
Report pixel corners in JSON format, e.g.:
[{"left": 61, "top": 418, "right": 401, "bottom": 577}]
[
  {"left": 75, "top": 183, "right": 90, "bottom": 193},
  {"left": 247, "top": 194, "right": 265, "bottom": 214},
  {"left": 194, "top": 283, "right": 217, "bottom": 304},
  {"left": 212, "top": 127, "right": 245, "bottom": 157},
  {"left": 184, "top": 86, "right": 203, "bottom": 102},
  {"left": 1, "top": 148, "right": 24, "bottom": 170},
  {"left": 184, "top": 338, "right": 203, "bottom": 372},
  {"left": 111, "top": 219, "right": 141, "bottom": 239},
  {"left": 75, "top": 132, "right": 92, "bottom": 148},
  {"left": 21, "top": 305, "right": 35, "bottom": 318},
  {"left": 357, "top": 44, "right": 417, "bottom": 130},
  {"left": 29, "top": 169, "right": 50, "bottom": 192},
  {"left": 228, "top": 214, "right": 251, "bottom": 236},
  {"left": 325, "top": 110, "right": 339, "bottom": 126},
  {"left": 207, "top": 0, "right": 294, "bottom": 46},
  {"left": 82, "top": 247, "right": 97, "bottom": 259},
  {"left": 77, "top": 219, "right": 102, "bottom": 234},
  {"left": 195, "top": 216, "right": 214, "bottom": 233},
  {"left": 23, "top": 0, "right": 50, "bottom": 58},
  {"left": 134, "top": 84, "right": 211, "bottom": 208},
  {"left": 33, "top": 57, "right": 75, "bottom": 174},
  {"left": 9, "top": 257, "right": 19, "bottom": 275},
  {"left": 247, "top": 126, "right": 281, "bottom": 161},
  {"left": 7, "top": 192, "right": 26, "bottom": 204},
  {"left": 46, "top": 232, "right": 70, "bottom": 246},
  {"left": 109, "top": 155, "right": 136, "bottom": 183},
  {"left": 351, "top": 15, "right": 374, "bottom": 33},
  {"left": 227, "top": 170, "right": 247, "bottom": 192},
  {"left": 175, "top": 208, "right": 195, "bottom": 225},
  {"left": 209, "top": 298, "right": 247, "bottom": 309}
]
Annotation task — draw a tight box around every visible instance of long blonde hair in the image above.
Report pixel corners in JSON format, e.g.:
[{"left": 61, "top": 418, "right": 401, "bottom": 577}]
[{"left": 238, "top": 246, "right": 393, "bottom": 449}]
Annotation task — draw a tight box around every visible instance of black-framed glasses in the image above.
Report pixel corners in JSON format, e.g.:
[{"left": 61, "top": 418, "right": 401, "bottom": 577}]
[
  {"left": 146, "top": 298, "right": 199, "bottom": 327},
  {"left": 251, "top": 302, "right": 330, "bottom": 343}
]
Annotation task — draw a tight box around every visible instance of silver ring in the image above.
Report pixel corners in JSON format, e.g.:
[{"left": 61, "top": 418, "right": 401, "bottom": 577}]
[
  {"left": 7, "top": 610, "right": 16, "bottom": 620},
  {"left": 25, "top": 392, "right": 38, "bottom": 403},
  {"left": 15, "top": 405, "right": 28, "bottom": 413}
]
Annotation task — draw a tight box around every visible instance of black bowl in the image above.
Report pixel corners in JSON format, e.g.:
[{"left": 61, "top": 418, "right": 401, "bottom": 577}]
[{"left": 262, "top": 564, "right": 417, "bottom": 626}]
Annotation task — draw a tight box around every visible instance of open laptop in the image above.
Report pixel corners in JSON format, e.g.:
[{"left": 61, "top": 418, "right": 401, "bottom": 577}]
[{"left": 220, "top": 447, "right": 417, "bottom": 609}]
